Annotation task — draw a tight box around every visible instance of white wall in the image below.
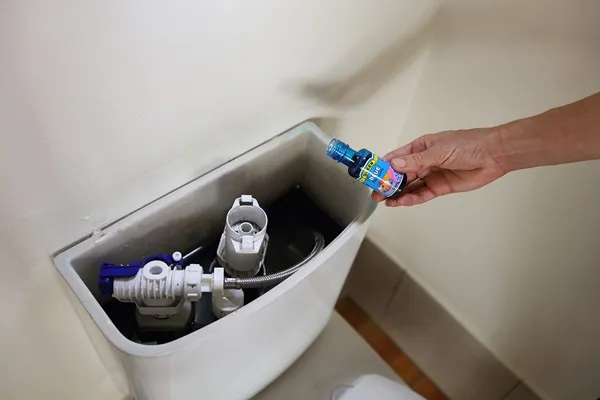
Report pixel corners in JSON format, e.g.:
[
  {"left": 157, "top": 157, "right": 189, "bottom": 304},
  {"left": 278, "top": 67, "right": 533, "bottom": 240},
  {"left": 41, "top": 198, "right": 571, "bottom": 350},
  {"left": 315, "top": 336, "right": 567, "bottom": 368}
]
[
  {"left": 361, "top": 1, "right": 600, "bottom": 399},
  {"left": 0, "top": 1, "right": 440, "bottom": 399}
]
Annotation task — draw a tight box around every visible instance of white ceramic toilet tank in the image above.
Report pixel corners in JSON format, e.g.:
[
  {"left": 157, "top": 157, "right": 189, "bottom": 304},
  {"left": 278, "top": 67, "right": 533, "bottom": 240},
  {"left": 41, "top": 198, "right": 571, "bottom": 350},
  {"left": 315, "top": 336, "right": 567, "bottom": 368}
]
[{"left": 53, "top": 122, "right": 376, "bottom": 400}]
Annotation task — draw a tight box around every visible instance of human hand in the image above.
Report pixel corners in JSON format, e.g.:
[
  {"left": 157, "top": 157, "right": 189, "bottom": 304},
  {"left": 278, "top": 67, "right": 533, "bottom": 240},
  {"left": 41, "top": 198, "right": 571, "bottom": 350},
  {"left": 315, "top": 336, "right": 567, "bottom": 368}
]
[{"left": 372, "top": 129, "right": 506, "bottom": 206}]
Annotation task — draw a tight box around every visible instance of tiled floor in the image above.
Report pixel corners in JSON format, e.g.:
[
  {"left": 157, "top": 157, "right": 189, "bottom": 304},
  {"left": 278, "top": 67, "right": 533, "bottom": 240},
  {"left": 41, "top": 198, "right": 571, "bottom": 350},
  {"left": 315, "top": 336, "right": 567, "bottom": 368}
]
[{"left": 336, "top": 296, "right": 448, "bottom": 400}]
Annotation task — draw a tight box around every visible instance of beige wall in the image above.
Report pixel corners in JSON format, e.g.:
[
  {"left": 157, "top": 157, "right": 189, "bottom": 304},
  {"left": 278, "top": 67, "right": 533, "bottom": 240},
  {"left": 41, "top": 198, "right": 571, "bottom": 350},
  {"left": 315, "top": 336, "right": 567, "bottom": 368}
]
[
  {"left": 1, "top": 0, "right": 598, "bottom": 399},
  {"left": 355, "top": 1, "right": 600, "bottom": 399},
  {"left": 0, "top": 1, "right": 440, "bottom": 399}
]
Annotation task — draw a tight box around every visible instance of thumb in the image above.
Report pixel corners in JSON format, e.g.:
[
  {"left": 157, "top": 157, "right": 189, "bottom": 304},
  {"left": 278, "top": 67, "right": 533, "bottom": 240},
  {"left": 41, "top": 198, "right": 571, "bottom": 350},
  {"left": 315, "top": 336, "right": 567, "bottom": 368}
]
[{"left": 390, "top": 149, "right": 439, "bottom": 172}]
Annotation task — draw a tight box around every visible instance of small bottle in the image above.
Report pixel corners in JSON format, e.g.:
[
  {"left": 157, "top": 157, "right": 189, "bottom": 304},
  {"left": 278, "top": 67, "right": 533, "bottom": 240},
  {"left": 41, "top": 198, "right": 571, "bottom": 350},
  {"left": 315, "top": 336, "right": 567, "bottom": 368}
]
[{"left": 326, "top": 138, "right": 407, "bottom": 198}]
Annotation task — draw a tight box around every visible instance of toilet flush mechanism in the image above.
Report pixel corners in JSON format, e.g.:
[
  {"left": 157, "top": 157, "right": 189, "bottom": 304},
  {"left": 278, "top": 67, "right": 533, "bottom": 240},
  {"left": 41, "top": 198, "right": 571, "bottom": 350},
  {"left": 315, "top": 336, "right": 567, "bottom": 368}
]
[
  {"left": 111, "top": 260, "right": 212, "bottom": 316},
  {"left": 99, "top": 251, "right": 242, "bottom": 332},
  {"left": 98, "top": 194, "right": 325, "bottom": 342},
  {"left": 216, "top": 195, "right": 269, "bottom": 278},
  {"left": 53, "top": 123, "right": 376, "bottom": 399}
]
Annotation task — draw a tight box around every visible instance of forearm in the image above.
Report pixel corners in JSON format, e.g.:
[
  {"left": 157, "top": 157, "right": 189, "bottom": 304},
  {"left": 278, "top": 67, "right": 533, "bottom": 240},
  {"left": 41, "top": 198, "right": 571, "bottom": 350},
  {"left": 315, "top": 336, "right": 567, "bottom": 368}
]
[{"left": 492, "top": 92, "right": 600, "bottom": 173}]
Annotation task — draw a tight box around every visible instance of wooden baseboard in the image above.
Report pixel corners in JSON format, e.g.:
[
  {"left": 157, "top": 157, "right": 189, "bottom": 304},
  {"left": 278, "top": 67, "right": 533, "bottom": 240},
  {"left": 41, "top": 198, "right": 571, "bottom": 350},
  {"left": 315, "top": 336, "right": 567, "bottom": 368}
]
[
  {"left": 341, "top": 239, "right": 540, "bottom": 400},
  {"left": 336, "top": 297, "right": 447, "bottom": 400}
]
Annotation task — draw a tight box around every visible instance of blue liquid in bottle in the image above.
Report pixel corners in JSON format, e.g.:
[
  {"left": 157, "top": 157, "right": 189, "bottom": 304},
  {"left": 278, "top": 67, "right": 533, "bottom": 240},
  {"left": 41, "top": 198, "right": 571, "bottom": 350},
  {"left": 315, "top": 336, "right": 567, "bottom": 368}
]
[{"left": 326, "top": 139, "right": 407, "bottom": 198}]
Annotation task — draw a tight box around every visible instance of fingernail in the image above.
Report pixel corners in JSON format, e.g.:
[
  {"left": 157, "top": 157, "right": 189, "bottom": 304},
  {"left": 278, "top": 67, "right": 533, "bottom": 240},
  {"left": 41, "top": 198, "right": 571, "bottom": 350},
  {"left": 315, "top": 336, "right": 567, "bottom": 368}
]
[{"left": 392, "top": 158, "right": 406, "bottom": 168}]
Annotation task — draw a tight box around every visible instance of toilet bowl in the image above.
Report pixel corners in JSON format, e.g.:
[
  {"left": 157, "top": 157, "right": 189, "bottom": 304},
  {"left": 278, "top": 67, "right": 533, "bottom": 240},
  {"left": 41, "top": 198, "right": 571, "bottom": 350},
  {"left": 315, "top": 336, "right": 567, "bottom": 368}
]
[
  {"left": 53, "top": 122, "right": 376, "bottom": 400},
  {"left": 334, "top": 375, "right": 425, "bottom": 400}
]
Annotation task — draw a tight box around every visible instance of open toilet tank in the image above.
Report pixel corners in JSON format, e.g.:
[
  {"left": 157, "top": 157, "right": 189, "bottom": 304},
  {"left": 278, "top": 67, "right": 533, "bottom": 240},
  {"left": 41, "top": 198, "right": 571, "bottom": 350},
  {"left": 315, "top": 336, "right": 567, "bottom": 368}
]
[{"left": 54, "top": 122, "right": 376, "bottom": 400}]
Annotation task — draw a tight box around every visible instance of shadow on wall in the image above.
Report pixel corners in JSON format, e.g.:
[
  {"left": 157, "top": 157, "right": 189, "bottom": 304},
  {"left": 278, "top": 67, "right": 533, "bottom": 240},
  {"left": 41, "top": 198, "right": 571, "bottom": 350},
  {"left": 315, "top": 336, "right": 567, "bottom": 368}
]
[{"left": 285, "top": 8, "right": 438, "bottom": 110}]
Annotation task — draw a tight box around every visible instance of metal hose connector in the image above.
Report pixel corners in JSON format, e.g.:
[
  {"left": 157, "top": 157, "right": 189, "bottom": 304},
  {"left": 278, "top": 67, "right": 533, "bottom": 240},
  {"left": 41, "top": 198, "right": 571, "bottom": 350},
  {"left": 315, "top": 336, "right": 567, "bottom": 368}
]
[{"left": 224, "top": 231, "right": 325, "bottom": 289}]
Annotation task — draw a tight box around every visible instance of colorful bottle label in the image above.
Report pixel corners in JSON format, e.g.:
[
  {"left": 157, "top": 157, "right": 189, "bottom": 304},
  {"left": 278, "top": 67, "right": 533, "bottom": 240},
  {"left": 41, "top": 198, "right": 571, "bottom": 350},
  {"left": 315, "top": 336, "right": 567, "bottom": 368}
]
[{"left": 359, "top": 155, "right": 405, "bottom": 197}]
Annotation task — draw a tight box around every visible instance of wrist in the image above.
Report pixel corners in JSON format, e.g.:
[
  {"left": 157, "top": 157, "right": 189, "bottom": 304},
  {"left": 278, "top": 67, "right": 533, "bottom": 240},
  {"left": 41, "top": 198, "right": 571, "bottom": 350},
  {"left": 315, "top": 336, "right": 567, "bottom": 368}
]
[
  {"left": 489, "top": 117, "right": 546, "bottom": 174},
  {"left": 490, "top": 93, "right": 600, "bottom": 173}
]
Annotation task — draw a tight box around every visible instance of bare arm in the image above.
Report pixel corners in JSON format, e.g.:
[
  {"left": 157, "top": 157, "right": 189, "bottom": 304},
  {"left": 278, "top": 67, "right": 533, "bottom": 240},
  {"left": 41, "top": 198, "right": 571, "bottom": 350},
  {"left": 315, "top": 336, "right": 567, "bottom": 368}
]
[
  {"left": 373, "top": 91, "right": 600, "bottom": 207},
  {"left": 494, "top": 92, "right": 600, "bottom": 172}
]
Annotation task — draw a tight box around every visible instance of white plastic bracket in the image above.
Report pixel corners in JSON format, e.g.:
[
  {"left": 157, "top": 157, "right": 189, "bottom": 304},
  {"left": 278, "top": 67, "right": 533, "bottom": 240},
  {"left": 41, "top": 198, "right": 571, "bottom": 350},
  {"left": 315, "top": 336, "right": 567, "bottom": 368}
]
[
  {"left": 113, "top": 262, "right": 213, "bottom": 316},
  {"left": 211, "top": 267, "right": 244, "bottom": 318}
]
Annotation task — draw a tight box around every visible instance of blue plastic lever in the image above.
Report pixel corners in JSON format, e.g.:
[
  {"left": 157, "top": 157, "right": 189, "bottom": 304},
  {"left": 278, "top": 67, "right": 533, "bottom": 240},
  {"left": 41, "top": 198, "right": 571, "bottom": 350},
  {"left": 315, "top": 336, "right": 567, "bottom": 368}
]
[{"left": 98, "top": 254, "right": 180, "bottom": 295}]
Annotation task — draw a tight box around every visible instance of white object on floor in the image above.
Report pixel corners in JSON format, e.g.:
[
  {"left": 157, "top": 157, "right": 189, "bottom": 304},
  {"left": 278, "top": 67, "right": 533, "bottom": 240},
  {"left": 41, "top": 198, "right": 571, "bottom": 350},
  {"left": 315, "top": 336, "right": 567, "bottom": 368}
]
[
  {"left": 255, "top": 313, "right": 405, "bottom": 400},
  {"left": 333, "top": 374, "right": 425, "bottom": 400}
]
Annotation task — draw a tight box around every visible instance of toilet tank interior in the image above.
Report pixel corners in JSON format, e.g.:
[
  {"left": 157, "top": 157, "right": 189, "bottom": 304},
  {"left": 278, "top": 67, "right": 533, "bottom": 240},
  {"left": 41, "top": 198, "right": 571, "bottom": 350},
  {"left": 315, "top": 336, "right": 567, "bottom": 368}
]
[{"left": 58, "top": 126, "right": 372, "bottom": 343}]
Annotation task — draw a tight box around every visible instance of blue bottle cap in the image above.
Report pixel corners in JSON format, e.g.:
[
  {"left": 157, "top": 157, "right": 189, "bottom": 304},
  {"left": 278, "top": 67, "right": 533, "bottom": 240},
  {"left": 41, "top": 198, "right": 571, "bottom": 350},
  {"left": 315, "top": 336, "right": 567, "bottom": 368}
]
[{"left": 326, "top": 139, "right": 349, "bottom": 162}]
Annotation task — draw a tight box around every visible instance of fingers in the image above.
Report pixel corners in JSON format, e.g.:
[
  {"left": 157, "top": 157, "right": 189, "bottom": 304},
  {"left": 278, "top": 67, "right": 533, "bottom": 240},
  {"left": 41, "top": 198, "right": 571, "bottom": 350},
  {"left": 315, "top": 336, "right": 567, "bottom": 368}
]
[
  {"left": 371, "top": 171, "right": 419, "bottom": 202},
  {"left": 381, "top": 143, "right": 414, "bottom": 161},
  {"left": 371, "top": 191, "right": 386, "bottom": 202},
  {"left": 386, "top": 185, "right": 437, "bottom": 207},
  {"left": 373, "top": 178, "right": 428, "bottom": 205},
  {"left": 371, "top": 135, "right": 439, "bottom": 203},
  {"left": 372, "top": 176, "right": 438, "bottom": 207},
  {"left": 384, "top": 172, "right": 452, "bottom": 207},
  {"left": 381, "top": 136, "right": 428, "bottom": 162},
  {"left": 390, "top": 149, "right": 439, "bottom": 173}
]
